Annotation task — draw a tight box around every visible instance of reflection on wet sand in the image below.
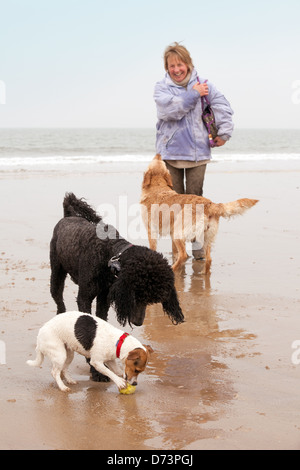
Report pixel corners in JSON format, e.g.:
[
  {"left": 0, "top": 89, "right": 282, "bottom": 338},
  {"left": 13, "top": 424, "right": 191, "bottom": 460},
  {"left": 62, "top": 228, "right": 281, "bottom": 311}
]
[
  {"left": 133, "top": 256, "right": 256, "bottom": 449},
  {"left": 31, "top": 382, "right": 159, "bottom": 450}
]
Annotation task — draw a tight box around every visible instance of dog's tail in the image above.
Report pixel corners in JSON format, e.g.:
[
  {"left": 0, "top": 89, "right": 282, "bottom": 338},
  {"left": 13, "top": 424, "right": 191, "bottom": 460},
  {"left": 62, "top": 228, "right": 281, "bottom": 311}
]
[
  {"left": 63, "top": 192, "right": 102, "bottom": 224},
  {"left": 208, "top": 198, "right": 259, "bottom": 219},
  {"left": 27, "top": 348, "right": 44, "bottom": 367}
]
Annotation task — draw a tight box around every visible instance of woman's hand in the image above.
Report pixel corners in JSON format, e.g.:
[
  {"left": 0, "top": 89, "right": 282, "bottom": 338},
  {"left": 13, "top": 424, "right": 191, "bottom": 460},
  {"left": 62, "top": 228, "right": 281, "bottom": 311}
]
[
  {"left": 213, "top": 136, "right": 226, "bottom": 147},
  {"left": 193, "top": 82, "right": 209, "bottom": 97}
]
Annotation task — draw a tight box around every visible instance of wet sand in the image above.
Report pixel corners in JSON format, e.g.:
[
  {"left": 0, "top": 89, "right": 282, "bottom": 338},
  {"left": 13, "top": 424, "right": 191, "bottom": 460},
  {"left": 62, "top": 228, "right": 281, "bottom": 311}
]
[{"left": 0, "top": 159, "right": 300, "bottom": 450}]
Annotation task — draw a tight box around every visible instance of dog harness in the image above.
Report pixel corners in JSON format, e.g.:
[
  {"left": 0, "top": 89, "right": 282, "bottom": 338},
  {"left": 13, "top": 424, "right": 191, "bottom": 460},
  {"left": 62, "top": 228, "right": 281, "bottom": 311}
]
[
  {"left": 108, "top": 243, "right": 133, "bottom": 277},
  {"left": 116, "top": 332, "right": 129, "bottom": 358}
]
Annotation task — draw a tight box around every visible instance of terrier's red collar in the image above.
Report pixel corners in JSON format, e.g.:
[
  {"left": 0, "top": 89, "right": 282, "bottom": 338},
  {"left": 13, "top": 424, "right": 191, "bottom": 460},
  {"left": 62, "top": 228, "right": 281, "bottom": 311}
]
[{"left": 116, "top": 332, "right": 129, "bottom": 358}]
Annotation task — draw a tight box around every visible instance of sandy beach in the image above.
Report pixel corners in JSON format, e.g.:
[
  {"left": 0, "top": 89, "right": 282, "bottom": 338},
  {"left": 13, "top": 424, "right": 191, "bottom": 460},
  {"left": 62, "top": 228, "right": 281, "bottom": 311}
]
[{"left": 0, "top": 158, "right": 300, "bottom": 450}]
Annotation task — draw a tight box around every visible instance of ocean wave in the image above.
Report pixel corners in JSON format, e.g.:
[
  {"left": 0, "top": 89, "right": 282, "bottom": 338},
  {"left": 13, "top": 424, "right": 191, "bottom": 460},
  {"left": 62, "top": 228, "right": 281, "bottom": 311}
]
[
  {"left": 0, "top": 154, "right": 153, "bottom": 166},
  {"left": 214, "top": 153, "right": 300, "bottom": 161},
  {"left": 0, "top": 153, "right": 300, "bottom": 167}
]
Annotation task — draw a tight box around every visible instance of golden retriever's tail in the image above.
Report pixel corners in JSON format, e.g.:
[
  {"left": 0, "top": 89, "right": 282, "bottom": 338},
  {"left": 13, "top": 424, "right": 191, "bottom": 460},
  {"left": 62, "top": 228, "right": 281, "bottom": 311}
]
[{"left": 209, "top": 198, "right": 259, "bottom": 218}]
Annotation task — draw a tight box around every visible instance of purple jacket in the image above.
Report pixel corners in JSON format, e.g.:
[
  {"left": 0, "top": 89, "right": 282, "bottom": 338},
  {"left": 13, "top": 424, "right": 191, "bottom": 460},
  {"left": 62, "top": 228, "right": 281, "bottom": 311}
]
[{"left": 154, "top": 68, "right": 234, "bottom": 162}]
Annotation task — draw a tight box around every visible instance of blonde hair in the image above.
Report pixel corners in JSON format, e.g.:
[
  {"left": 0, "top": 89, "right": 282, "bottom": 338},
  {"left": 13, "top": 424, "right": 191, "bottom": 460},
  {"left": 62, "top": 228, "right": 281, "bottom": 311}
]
[{"left": 163, "top": 42, "right": 194, "bottom": 72}]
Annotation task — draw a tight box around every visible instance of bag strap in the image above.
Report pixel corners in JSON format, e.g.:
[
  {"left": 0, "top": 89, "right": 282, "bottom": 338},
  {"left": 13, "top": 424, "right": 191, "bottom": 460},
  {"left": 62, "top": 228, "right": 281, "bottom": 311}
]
[{"left": 197, "top": 77, "right": 210, "bottom": 109}]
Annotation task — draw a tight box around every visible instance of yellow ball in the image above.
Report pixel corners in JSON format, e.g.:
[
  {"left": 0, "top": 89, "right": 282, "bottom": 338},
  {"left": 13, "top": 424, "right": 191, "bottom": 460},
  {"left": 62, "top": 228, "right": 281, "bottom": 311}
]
[{"left": 119, "top": 383, "right": 136, "bottom": 395}]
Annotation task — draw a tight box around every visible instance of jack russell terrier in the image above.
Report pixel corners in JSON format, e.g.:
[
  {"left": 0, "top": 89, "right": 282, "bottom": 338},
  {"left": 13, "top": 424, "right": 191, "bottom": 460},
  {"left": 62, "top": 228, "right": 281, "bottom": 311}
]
[{"left": 27, "top": 311, "right": 153, "bottom": 392}]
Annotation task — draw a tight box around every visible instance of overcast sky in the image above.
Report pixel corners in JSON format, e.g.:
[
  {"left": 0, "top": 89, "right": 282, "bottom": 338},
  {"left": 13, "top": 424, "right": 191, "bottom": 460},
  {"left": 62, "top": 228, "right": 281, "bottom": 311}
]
[{"left": 1, "top": 0, "right": 300, "bottom": 128}]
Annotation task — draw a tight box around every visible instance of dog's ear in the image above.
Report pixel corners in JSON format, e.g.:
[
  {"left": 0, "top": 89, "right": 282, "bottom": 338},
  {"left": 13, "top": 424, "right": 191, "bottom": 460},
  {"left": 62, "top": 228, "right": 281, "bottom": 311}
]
[
  {"left": 162, "top": 287, "right": 184, "bottom": 325},
  {"left": 127, "top": 346, "right": 153, "bottom": 362},
  {"left": 143, "top": 344, "right": 154, "bottom": 355},
  {"left": 142, "top": 170, "right": 152, "bottom": 188},
  {"left": 108, "top": 279, "right": 135, "bottom": 327},
  {"left": 156, "top": 155, "right": 173, "bottom": 188},
  {"left": 127, "top": 349, "right": 141, "bottom": 361},
  {"left": 164, "top": 170, "right": 173, "bottom": 189}
]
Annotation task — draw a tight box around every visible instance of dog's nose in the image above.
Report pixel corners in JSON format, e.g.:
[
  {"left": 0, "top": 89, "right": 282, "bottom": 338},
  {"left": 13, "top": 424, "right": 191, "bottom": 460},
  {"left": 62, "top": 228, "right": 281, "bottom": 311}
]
[{"left": 132, "top": 381, "right": 137, "bottom": 386}]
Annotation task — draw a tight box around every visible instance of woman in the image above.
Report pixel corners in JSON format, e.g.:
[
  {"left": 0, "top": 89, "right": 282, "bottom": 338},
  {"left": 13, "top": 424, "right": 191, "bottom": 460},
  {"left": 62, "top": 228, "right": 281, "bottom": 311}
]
[{"left": 154, "top": 42, "right": 234, "bottom": 259}]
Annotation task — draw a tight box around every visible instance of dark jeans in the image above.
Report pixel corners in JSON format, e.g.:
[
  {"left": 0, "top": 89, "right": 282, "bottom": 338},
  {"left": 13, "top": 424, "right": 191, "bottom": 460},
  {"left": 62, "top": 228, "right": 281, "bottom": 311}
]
[{"left": 164, "top": 162, "right": 207, "bottom": 196}]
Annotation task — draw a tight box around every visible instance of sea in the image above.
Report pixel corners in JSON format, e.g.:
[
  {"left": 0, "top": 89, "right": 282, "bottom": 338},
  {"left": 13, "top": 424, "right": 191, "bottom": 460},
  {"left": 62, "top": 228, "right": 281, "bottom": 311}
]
[{"left": 0, "top": 128, "right": 300, "bottom": 168}]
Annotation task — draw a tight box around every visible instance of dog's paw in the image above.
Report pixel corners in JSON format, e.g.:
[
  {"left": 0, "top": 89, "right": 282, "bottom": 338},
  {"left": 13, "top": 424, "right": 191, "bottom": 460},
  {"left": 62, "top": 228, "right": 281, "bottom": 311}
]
[
  {"left": 62, "top": 372, "right": 77, "bottom": 385},
  {"left": 116, "top": 378, "right": 127, "bottom": 391},
  {"left": 65, "top": 377, "right": 77, "bottom": 385},
  {"left": 59, "top": 385, "right": 71, "bottom": 392}
]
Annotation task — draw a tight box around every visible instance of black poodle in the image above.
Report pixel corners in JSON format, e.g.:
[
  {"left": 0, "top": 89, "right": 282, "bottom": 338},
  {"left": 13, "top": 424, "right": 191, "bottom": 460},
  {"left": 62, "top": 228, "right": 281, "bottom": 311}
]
[{"left": 50, "top": 193, "right": 184, "bottom": 329}]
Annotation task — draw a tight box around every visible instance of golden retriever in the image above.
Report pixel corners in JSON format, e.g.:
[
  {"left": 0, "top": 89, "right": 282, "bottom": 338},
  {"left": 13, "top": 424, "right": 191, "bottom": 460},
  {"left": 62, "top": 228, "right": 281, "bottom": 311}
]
[{"left": 140, "top": 154, "right": 258, "bottom": 274}]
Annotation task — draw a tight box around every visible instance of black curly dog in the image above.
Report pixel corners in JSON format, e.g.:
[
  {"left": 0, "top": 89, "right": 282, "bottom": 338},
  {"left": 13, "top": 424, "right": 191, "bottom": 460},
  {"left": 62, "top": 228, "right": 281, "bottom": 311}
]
[
  {"left": 50, "top": 193, "right": 184, "bottom": 382},
  {"left": 50, "top": 193, "right": 184, "bottom": 329}
]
